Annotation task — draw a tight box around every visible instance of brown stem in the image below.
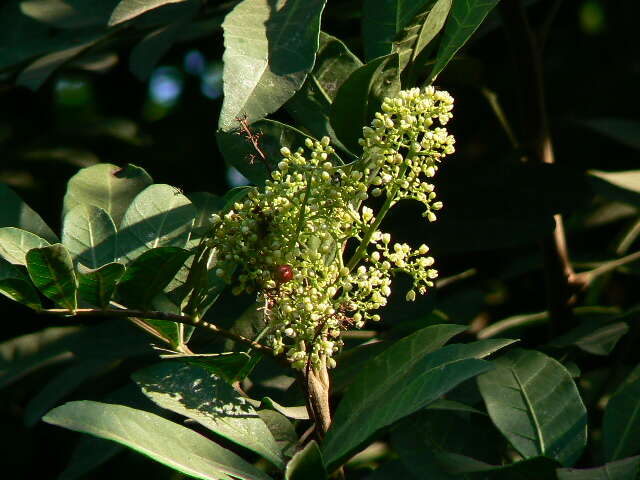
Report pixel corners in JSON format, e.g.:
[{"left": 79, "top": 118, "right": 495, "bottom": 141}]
[
  {"left": 300, "top": 356, "right": 332, "bottom": 442},
  {"left": 40, "top": 307, "right": 274, "bottom": 354},
  {"left": 500, "top": 0, "right": 579, "bottom": 334}
]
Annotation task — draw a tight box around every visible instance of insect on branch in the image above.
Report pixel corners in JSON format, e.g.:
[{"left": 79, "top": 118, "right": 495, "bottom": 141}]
[{"left": 236, "top": 115, "right": 273, "bottom": 174}]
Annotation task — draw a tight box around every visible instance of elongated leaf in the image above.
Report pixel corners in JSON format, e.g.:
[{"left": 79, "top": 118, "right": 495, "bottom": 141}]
[
  {"left": 24, "top": 358, "right": 112, "bottom": 426},
  {"left": 603, "top": 375, "right": 640, "bottom": 461},
  {"left": 117, "top": 247, "right": 191, "bottom": 310},
  {"left": 0, "top": 184, "right": 57, "bottom": 242},
  {"left": 118, "top": 184, "right": 196, "bottom": 262},
  {"left": 477, "top": 349, "right": 587, "bottom": 467},
  {"left": 428, "top": 0, "right": 500, "bottom": 82},
  {"left": 330, "top": 53, "right": 400, "bottom": 154},
  {"left": 0, "top": 326, "right": 79, "bottom": 389},
  {"left": 217, "top": 119, "right": 312, "bottom": 186},
  {"left": 133, "top": 362, "right": 284, "bottom": 470},
  {"left": 322, "top": 324, "right": 513, "bottom": 469},
  {"left": 576, "top": 118, "right": 640, "bottom": 151},
  {"left": 26, "top": 244, "right": 77, "bottom": 310},
  {"left": 550, "top": 320, "right": 629, "bottom": 356},
  {"left": 63, "top": 163, "right": 153, "bottom": 226},
  {"left": 556, "top": 455, "right": 640, "bottom": 480},
  {"left": 0, "top": 227, "right": 50, "bottom": 265},
  {"left": 589, "top": 170, "right": 640, "bottom": 207},
  {"left": 219, "top": 0, "right": 326, "bottom": 131},
  {"left": 261, "top": 397, "right": 309, "bottom": 420},
  {"left": 393, "top": 0, "right": 452, "bottom": 71},
  {"left": 285, "top": 33, "right": 362, "bottom": 154},
  {"left": 17, "top": 37, "right": 100, "bottom": 90},
  {"left": 78, "top": 262, "right": 125, "bottom": 309},
  {"left": 43, "top": 401, "right": 272, "bottom": 480},
  {"left": 438, "top": 453, "right": 559, "bottom": 478},
  {"left": 129, "top": 0, "right": 199, "bottom": 80},
  {"left": 0, "top": 277, "right": 42, "bottom": 310},
  {"left": 177, "top": 352, "right": 260, "bottom": 384},
  {"left": 362, "top": 0, "right": 431, "bottom": 61},
  {"left": 285, "top": 441, "right": 326, "bottom": 480},
  {"left": 109, "top": 0, "right": 186, "bottom": 26},
  {"left": 62, "top": 205, "right": 118, "bottom": 269}
]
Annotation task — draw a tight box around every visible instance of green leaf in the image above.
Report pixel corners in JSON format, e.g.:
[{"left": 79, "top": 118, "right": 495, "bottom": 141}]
[
  {"left": 133, "top": 362, "right": 284, "bottom": 470},
  {"left": 62, "top": 205, "right": 118, "bottom": 269},
  {"left": 43, "top": 401, "right": 273, "bottom": 480},
  {"left": 556, "top": 455, "right": 640, "bottom": 480},
  {"left": 477, "top": 348, "right": 587, "bottom": 467},
  {"left": 261, "top": 397, "right": 309, "bottom": 420},
  {"left": 361, "top": 0, "right": 431, "bottom": 61},
  {"left": 109, "top": 0, "right": 186, "bottom": 26},
  {"left": 0, "top": 184, "right": 57, "bottom": 242},
  {"left": 17, "top": 37, "right": 101, "bottom": 90},
  {"left": 394, "top": 0, "right": 452, "bottom": 72},
  {"left": 589, "top": 170, "right": 640, "bottom": 207},
  {"left": 118, "top": 184, "right": 196, "bottom": 262},
  {"left": 0, "top": 277, "right": 42, "bottom": 310},
  {"left": 219, "top": 0, "right": 326, "bottom": 131},
  {"left": 26, "top": 244, "right": 78, "bottom": 310},
  {"left": 24, "top": 358, "right": 113, "bottom": 427},
  {"left": 438, "top": 453, "right": 560, "bottom": 478},
  {"left": 78, "top": 262, "right": 125, "bottom": 309},
  {"left": 117, "top": 246, "right": 191, "bottom": 310},
  {"left": 285, "top": 441, "right": 327, "bottom": 480},
  {"left": 285, "top": 32, "right": 362, "bottom": 155},
  {"left": 0, "top": 227, "right": 50, "bottom": 265},
  {"left": 129, "top": 0, "right": 199, "bottom": 80},
  {"left": 550, "top": 320, "right": 629, "bottom": 356},
  {"left": 603, "top": 374, "right": 640, "bottom": 461},
  {"left": 576, "top": 118, "right": 640, "bottom": 151},
  {"left": 217, "top": 119, "right": 312, "bottom": 186},
  {"left": 426, "top": 398, "right": 486, "bottom": 415},
  {"left": 63, "top": 163, "right": 153, "bottom": 227},
  {"left": 322, "top": 324, "right": 514, "bottom": 469},
  {"left": 19, "top": 0, "right": 113, "bottom": 29},
  {"left": 0, "top": 326, "right": 79, "bottom": 390},
  {"left": 330, "top": 53, "right": 400, "bottom": 154},
  {"left": 428, "top": 0, "right": 500, "bottom": 82},
  {"left": 177, "top": 352, "right": 260, "bottom": 384}
]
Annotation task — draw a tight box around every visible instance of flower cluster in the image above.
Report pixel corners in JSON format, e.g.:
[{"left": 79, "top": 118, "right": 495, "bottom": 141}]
[{"left": 207, "top": 87, "right": 454, "bottom": 369}]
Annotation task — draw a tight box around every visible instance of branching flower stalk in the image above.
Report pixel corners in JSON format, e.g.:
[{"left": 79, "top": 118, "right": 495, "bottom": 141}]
[{"left": 208, "top": 86, "right": 455, "bottom": 371}]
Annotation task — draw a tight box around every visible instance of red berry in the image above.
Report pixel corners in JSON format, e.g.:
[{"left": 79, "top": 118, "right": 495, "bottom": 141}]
[{"left": 275, "top": 264, "right": 294, "bottom": 283}]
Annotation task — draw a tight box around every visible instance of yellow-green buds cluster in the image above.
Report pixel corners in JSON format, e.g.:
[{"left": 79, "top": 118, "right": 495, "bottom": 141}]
[{"left": 208, "top": 86, "right": 454, "bottom": 369}]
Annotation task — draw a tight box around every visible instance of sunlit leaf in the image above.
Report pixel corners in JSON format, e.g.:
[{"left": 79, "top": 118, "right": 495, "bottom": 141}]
[
  {"left": 0, "top": 227, "right": 50, "bottom": 265},
  {"left": 109, "top": 0, "right": 187, "bottom": 26},
  {"left": 43, "top": 401, "right": 273, "bottom": 480},
  {"left": 477, "top": 349, "right": 587, "bottom": 467},
  {"left": 78, "top": 262, "right": 125, "bottom": 309},
  {"left": 62, "top": 205, "right": 118, "bottom": 269},
  {"left": 133, "top": 362, "right": 284, "bottom": 469},
  {"left": 219, "top": 0, "right": 326, "bottom": 131}
]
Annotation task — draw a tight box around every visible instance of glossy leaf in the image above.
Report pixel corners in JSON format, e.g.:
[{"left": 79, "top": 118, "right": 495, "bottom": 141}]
[
  {"left": 556, "top": 456, "right": 640, "bottom": 480},
  {"left": 0, "top": 184, "right": 57, "bottom": 242},
  {"left": 118, "top": 184, "right": 196, "bottom": 262},
  {"left": 117, "top": 246, "right": 191, "bottom": 310},
  {"left": 285, "top": 32, "right": 362, "bottom": 155},
  {"left": 603, "top": 375, "right": 640, "bottom": 461},
  {"left": 109, "top": 0, "right": 186, "bottom": 26},
  {"left": 550, "top": 320, "right": 629, "bottom": 356},
  {"left": 361, "top": 0, "right": 431, "bottom": 61},
  {"left": 477, "top": 349, "right": 587, "bottom": 467},
  {"left": 219, "top": 0, "right": 326, "bottom": 131},
  {"left": 133, "top": 362, "right": 284, "bottom": 470},
  {"left": 78, "top": 262, "right": 125, "bottom": 309},
  {"left": 330, "top": 53, "right": 400, "bottom": 154},
  {"left": 26, "top": 244, "right": 78, "bottom": 310},
  {"left": 285, "top": 441, "right": 327, "bottom": 480},
  {"left": 428, "top": 0, "right": 500, "bottom": 82},
  {"left": 43, "top": 401, "right": 273, "bottom": 480},
  {"left": 62, "top": 205, "right": 118, "bottom": 269},
  {"left": 393, "top": 0, "right": 452, "bottom": 71},
  {"left": 0, "top": 227, "right": 50, "bottom": 265},
  {"left": 217, "top": 119, "right": 311, "bottom": 186},
  {"left": 63, "top": 163, "right": 153, "bottom": 226},
  {"left": 322, "top": 324, "right": 514, "bottom": 469}
]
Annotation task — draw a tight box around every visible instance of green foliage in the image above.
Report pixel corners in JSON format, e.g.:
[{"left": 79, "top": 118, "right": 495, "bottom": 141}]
[{"left": 1, "top": 1, "right": 639, "bottom": 479}]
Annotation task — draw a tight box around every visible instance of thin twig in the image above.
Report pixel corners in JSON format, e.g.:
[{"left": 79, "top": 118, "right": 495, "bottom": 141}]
[
  {"left": 40, "top": 307, "right": 274, "bottom": 354},
  {"left": 236, "top": 115, "right": 273, "bottom": 174}
]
